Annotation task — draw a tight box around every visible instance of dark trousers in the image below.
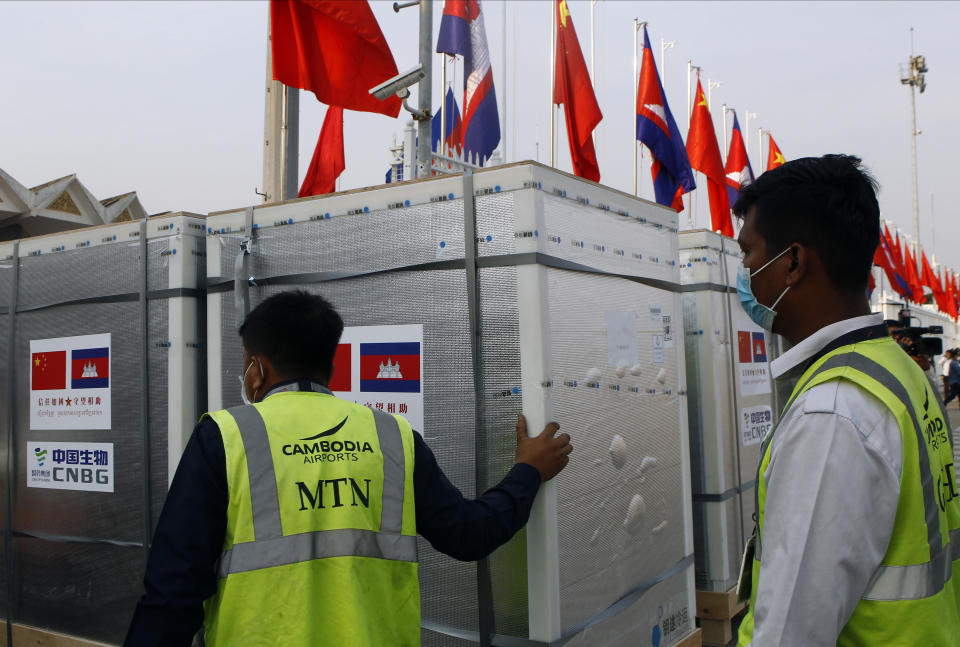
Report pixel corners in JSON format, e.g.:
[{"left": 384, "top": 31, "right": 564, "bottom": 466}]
[{"left": 945, "top": 382, "right": 960, "bottom": 406}]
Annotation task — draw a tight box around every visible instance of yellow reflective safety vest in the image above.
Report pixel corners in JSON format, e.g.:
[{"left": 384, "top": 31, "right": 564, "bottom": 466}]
[
  {"left": 738, "top": 336, "right": 960, "bottom": 646},
  {"left": 201, "top": 383, "right": 419, "bottom": 646}
]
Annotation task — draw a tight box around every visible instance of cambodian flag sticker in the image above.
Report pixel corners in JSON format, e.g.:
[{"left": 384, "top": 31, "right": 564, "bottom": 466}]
[
  {"left": 360, "top": 342, "right": 421, "bottom": 393},
  {"left": 71, "top": 347, "right": 109, "bottom": 389}
]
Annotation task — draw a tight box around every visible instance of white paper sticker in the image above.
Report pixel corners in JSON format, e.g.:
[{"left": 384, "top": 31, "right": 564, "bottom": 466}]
[
  {"left": 605, "top": 311, "right": 638, "bottom": 367},
  {"left": 736, "top": 329, "right": 772, "bottom": 396},
  {"left": 649, "top": 304, "right": 663, "bottom": 330},
  {"left": 663, "top": 314, "right": 674, "bottom": 348},
  {"left": 652, "top": 334, "right": 665, "bottom": 365},
  {"left": 27, "top": 442, "right": 114, "bottom": 492},
  {"left": 330, "top": 325, "right": 425, "bottom": 434},
  {"left": 30, "top": 334, "right": 111, "bottom": 430},
  {"left": 741, "top": 405, "right": 774, "bottom": 447}
]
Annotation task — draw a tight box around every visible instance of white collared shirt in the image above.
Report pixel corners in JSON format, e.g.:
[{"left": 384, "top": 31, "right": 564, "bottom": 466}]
[{"left": 749, "top": 313, "right": 903, "bottom": 646}]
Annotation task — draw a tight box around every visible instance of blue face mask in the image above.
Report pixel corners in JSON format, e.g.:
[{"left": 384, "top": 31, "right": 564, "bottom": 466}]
[{"left": 737, "top": 246, "right": 792, "bottom": 331}]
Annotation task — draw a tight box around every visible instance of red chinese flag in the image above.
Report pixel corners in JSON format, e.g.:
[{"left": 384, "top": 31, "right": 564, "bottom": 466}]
[
  {"left": 31, "top": 351, "right": 66, "bottom": 390},
  {"left": 329, "top": 342, "right": 351, "bottom": 392},
  {"left": 766, "top": 134, "right": 785, "bottom": 171},
  {"left": 737, "top": 331, "right": 752, "bottom": 363},
  {"left": 921, "top": 249, "right": 939, "bottom": 294},
  {"left": 903, "top": 246, "right": 925, "bottom": 304},
  {"left": 553, "top": 0, "right": 602, "bottom": 182},
  {"left": 270, "top": 0, "right": 401, "bottom": 117},
  {"left": 686, "top": 78, "right": 732, "bottom": 237},
  {"left": 299, "top": 105, "right": 345, "bottom": 197}
]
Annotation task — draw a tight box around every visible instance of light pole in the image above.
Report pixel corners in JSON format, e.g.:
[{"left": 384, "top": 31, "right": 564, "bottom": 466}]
[{"left": 900, "top": 27, "right": 928, "bottom": 256}]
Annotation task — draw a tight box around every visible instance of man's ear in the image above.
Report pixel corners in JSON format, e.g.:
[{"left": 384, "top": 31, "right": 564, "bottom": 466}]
[{"left": 785, "top": 244, "right": 810, "bottom": 287}]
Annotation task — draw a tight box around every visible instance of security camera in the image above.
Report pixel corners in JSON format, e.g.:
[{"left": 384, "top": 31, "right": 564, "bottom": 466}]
[{"left": 369, "top": 64, "right": 425, "bottom": 101}]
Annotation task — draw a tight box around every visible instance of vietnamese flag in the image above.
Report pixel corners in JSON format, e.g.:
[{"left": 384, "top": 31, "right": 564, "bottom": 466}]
[
  {"left": 270, "top": 0, "right": 401, "bottom": 117},
  {"left": 554, "top": 0, "right": 602, "bottom": 182},
  {"left": 299, "top": 105, "right": 345, "bottom": 197},
  {"left": 686, "top": 77, "right": 732, "bottom": 237},
  {"left": 766, "top": 134, "right": 785, "bottom": 170},
  {"left": 32, "top": 351, "right": 66, "bottom": 391}
]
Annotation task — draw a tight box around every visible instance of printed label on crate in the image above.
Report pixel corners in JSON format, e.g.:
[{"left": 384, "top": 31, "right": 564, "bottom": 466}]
[
  {"left": 663, "top": 314, "right": 673, "bottom": 348},
  {"left": 736, "top": 329, "right": 772, "bottom": 396},
  {"left": 652, "top": 334, "right": 665, "bottom": 365},
  {"left": 649, "top": 591, "right": 691, "bottom": 647},
  {"left": 27, "top": 442, "right": 114, "bottom": 492},
  {"left": 741, "top": 404, "right": 774, "bottom": 447},
  {"left": 330, "top": 325, "right": 424, "bottom": 434},
  {"left": 605, "top": 310, "right": 638, "bottom": 367},
  {"left": 30, "top": 333, "right": 111, "bottom": 430}
]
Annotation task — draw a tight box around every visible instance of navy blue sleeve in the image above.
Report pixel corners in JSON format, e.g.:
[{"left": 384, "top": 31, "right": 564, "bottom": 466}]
[
  {"left": 123, "top": 418, "right": 227, "bottom": 647},
  {"left": 412, "top": 431, "right": 542, "bottom": 562}
]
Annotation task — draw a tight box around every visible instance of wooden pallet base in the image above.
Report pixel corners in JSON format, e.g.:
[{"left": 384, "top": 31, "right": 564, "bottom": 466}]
[
  {"left": 674, "top": 626, "right": 703, "bottom": 647},
  {"left": 0, "top": 622, "right": 112, "bottom": 647},
  {"left": 695, "top": 588, "right": 747, "bottom": 647}
]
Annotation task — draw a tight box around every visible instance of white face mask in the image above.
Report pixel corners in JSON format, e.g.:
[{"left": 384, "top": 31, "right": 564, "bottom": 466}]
[{"left": 239, "top": 358, "right": 263, "bottom": 405}]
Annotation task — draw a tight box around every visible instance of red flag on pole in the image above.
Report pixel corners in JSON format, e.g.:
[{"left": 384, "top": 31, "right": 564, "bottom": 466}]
[
  {"left": 299, "top": 105, "right": 344, "bottom": 197},
  {"left": 766, "top": 134, "right": 785, "bottom": 171},
  {"left": 553, "top": 0, "right": 602, "bottom": 182},
  {"left": 270, "top": 0, "right": 401, "bottom": 117},
  {"left": 903, "top": 245, "right": 924, "bottom": 304},
  {"left": 686, "top": 77, "right": 732, "bottom": 237}
]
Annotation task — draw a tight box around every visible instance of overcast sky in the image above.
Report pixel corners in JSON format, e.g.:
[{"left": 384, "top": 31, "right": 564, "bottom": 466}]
[{"left": 3, "top": 1, "right": 958, "bottom": 270}]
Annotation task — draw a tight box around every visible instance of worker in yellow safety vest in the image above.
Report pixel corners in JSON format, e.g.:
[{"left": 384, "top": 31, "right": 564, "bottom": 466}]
[
  {"left": 732, "top": 154, "right": 960, "bottom": 646},
  {"left": 125, "top": 290, "right": 572, "bottom": 646}
]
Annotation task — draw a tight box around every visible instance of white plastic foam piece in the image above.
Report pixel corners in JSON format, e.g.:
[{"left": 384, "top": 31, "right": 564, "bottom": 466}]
[
  {"left": 639, "top": 456, "right": 658, "bottom": 473},
  {"left": 652, "top": 520, "right": 669, "bottom": 535},
  {"left": 585, "top": 367, "right": 602, "bottom": 384},
  {"left": 615, "top": 360, "right": 629, "bottom": 378},
  {"left": 630, "top": 363, "right": 643, "bottom": 376},
  {"left": 656, "top": 368, "right": 667, "bottom": 384},
  {"left": 608, "top": 434, "right": 627, "bottom": 469},
  {"left": 623, "top": 494, "right": 646, "bottom": 535}
]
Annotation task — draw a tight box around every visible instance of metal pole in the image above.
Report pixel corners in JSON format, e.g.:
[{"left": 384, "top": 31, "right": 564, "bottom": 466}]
[
  {"left": 440, "top": 54, "right": 447, "bottom": 156},
  {"left": 501, "top": 0, "right": 507, "bottom": 162},
  {"left": 550, "top": 1, "right": 556, "bottom": 168},
  {"left": 660, "top": 39, "right": 675, "bottom": 85},
  {"left": 757, "top": 128, "right": 763, "bottom": 174},
  {"left": 281, "top": 86, "right": 299, "bottom": 200},
  {"left": 686, "top": 61, "right": 693, "bottom": 228},
  {"left": 931, "top": 193, "right": 936, "bottom": 259},
  {"left": 722, "top": 104, "right": 728, "bottom": 165},
  {"left": 262, "top": 7, "right": 282, "bottom": 203},
  {"left": 590, "top": 0, "right": 597, "bottom": 153},
  {"left": 417, "top": 0, "right": 433, "bottom": 178},
  {"left": 633, "top": 18, "right": 639, "bottom": 195},
  {"left": 910, "top": 82, "right": 920, "bottom": 255}
]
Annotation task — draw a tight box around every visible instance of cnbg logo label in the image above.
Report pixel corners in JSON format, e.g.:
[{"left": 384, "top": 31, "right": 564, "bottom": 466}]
[{"left": 281, "top": 417, "right": 375, "bottom": 464}]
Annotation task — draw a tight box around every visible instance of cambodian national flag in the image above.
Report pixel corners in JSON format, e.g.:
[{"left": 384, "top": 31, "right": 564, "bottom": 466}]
[
  {"left": 636, "top": 25, "right": 695, "bottom": 211},
  {"left": 360, "top": 342, "right": 421, "bottom": 393},
  {"left": 436, "top": 0, "right": 500, "bottom": 164},
  {"left": 724, "top": 112, "right": 754, "bottom": 207},
  {"left": 751, "top": 332, "right": 767, "bottom": 363},
  {"left": 432, "top": 86, "right": 462, "bottom": 154},
  {"left": 71, "top": 347, "right": 109, "bottom": 389}
]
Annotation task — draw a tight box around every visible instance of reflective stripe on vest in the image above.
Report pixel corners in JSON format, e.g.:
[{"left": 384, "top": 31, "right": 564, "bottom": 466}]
[
  {"left": 217, "top": 404, "right": 414, "bottom": 578},
  {"left": 756, "top": 349, "right": 954, "bottom": 601}
]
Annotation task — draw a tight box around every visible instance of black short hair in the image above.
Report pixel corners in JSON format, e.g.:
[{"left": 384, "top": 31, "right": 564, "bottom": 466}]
[
  {"left": 733, "top": 154, "right": 880, "bottom": 293},
  {"left": 239, "top": 290, "right": 344, "bottom": 381}
]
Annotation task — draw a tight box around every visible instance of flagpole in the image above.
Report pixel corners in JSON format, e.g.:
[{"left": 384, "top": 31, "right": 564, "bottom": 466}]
[
  {"left": 633, "top": 18, "right": 639, "bottom": 196},
  {"left": 263, "top": 8, "right": 283, "bottom": 203},
  {"left": 416, "top": 0, "right": 433, "bottom": 178},
  {"left": 757, "top": 127, "right": 763, "bottom": 174},
  {"left": 440, "top": 54, "right": 446, "bottom": 156},
  {"left": 722, "top": 104, "right": 728, "bottom": 165},
  {"left": 660, "top": 38, "right": 674, "bottom": 84},
  {"left": 549, "top": 0, "right": 555, "bottom": 168},
  {"left": 686, "top": 60, "right": 693, "bottom": 228},
  {"left": 501, "top": 0, "right": 507, "bottom": 163},
  {"left": 590, "top": 0, "right": 598, "bottom": 155}
]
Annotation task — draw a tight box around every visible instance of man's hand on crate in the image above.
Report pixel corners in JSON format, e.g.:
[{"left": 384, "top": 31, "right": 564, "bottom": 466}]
[{"left": 515, "top": 413, "right": 572, "bottom": 482}]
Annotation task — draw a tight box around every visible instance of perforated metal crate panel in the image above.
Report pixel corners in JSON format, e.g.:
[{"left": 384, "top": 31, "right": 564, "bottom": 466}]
[
  {"left": 4, "top": 224, "right": 203, "bottom": 643},
  {"left": 541, "top": 269, "right": 685, "bottom": 634},
  {"left": 206, "top": 165, "right": 691, "bottom": 645}
]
